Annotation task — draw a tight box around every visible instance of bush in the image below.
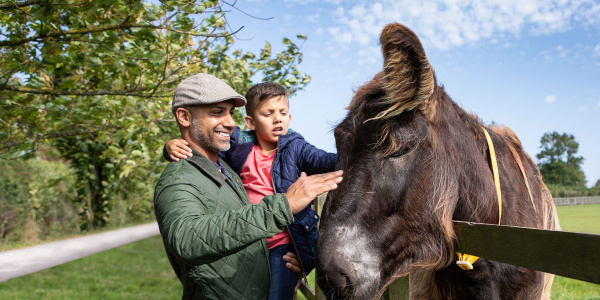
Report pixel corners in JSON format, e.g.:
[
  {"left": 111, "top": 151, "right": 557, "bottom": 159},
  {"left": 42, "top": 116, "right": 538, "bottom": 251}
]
[
  {"left": 546, "top": 184, "right": 600, "bottom": 198},
  {"left": 0, "top": 158, "right": 79, "bottom": 248},
  {"left": 0, "top": 156, "right": 159, "bottom": 249}
]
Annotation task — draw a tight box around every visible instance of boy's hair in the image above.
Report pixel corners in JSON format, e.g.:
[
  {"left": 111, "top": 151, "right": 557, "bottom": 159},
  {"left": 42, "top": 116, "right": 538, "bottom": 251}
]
[{"left": 244, "top": 82, "right": 288, "bottom": 117}]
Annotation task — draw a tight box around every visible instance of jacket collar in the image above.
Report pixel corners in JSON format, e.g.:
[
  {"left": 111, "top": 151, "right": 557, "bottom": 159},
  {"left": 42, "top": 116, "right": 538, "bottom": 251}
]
[{"left": 186, "top": 148, "right": 228, "bottom": 185}]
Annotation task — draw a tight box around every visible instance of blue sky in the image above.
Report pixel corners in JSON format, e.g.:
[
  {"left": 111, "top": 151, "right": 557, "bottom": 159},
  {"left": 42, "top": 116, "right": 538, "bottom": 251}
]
[{"left": 225, "top": 0, "right": 600, "bottom": 187}]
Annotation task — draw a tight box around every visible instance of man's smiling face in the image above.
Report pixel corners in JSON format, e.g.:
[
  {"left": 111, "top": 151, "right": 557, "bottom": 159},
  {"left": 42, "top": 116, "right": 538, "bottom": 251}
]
[{"left": 188, "top": 100, "right": 236, "bottom": 159}]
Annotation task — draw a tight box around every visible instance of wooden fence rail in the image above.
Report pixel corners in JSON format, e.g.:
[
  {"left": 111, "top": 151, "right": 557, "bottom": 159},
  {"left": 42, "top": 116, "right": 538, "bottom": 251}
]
[
  {"left": 454, "top": 221, "right": 600, "bottom": 285},
  {"left": 295, "top": 194, "right": 600, "bottom": 300}
]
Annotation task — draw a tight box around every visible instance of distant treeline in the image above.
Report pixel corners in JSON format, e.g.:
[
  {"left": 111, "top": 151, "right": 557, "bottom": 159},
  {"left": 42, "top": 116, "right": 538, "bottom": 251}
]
[
  {"left": 546, "top": 184, "right": 600, "bottom": 198},
  {"left": 0, "top": 159, "right": 155, "bottom": 249}
]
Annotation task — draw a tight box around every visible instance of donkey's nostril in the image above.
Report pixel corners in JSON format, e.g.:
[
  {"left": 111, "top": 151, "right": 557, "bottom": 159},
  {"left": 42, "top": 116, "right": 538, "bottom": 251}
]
[
  {"left": 318, "top": 270, "right": 357, "bottom": 299},
  {"left": 317, "top": 254, "right": 359, "bottom": 298},
  {"left": 331, "top": 270, "right": 357, "bottom": 296}
]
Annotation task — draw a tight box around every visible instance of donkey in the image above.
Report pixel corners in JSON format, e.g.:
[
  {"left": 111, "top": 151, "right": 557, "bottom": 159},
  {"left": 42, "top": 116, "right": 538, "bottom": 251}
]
[{"left": 316, "top": 23, "right": 560, "bottom": 300}]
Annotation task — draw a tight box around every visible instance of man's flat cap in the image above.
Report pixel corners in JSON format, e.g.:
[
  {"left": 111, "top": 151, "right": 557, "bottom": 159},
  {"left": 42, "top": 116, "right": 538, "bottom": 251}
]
[{"left": 172, "top": 73, "right": 246, "bottom": 113}]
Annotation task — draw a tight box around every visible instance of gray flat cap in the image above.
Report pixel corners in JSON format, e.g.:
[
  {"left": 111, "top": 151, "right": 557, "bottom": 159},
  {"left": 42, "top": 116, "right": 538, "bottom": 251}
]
[{"left": 172, "top": 73, "right": 247, "bottom": 113}]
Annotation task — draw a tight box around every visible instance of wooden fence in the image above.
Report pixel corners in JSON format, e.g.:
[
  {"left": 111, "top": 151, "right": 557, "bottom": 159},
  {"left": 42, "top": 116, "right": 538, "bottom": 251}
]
[{"left": 296, "top": 194, "right": 600, "bottom": 300}]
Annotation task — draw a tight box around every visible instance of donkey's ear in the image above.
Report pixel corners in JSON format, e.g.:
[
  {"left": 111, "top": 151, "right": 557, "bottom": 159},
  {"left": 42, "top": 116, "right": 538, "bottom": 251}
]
[{"left": 376, "top": 23, "right": 435, "bottom": 119}]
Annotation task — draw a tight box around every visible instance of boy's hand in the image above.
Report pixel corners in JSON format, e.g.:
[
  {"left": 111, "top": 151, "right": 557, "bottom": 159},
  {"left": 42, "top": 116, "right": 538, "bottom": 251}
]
[
  {"left": 283, "top": 252, "right": 301, "bottom": 274},
  {"left": 286, "top": 171, "right": 343, "bottom": 214},
  {"left": 166, "top": 138, "right": 192, "bottom": 161},
  {"left": 283, "top": 252, "right": 303, "bottom": 292}
]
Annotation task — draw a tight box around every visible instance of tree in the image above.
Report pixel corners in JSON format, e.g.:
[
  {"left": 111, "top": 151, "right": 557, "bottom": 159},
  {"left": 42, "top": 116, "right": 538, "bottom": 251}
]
[
  {"left": 0, "top": 0, "right": 310, "bottom": 228},
  {"left": 536, "top": 132, "right": 586, "bottom": 186}
]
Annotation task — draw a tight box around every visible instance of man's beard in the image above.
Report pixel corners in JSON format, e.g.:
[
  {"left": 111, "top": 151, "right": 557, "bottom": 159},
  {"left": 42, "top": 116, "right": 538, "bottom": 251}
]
[{"left": 191, "top": 116, "right": 231, "bottom": 153}]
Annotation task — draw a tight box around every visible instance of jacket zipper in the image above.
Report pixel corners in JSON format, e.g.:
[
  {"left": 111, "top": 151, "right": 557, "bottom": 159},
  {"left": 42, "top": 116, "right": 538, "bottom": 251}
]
[{"left": 271, "top": 140, "right": 308, "bottom": 282}]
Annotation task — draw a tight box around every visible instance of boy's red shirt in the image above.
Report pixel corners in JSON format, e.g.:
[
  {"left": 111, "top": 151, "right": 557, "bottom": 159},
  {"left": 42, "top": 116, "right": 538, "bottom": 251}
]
[{"left": 240, "top": 144, "right": 292, "bottom": 249}]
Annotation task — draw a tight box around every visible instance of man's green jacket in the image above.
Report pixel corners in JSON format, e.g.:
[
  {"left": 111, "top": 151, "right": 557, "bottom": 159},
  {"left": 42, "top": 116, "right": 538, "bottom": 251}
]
[{"left": 154, "top": 149, "right": 294, "bottom": 299}]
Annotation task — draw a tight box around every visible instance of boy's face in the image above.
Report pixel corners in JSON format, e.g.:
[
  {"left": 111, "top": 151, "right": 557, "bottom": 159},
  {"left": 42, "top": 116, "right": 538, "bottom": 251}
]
[{"left": 244, "top": 95, "right": 291, "bottom": 152}]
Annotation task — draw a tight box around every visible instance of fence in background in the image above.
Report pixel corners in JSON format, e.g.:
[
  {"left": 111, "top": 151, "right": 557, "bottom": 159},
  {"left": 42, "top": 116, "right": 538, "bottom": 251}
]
[{"left": 554, "top": 196, "right": 600, "bottom": 206}]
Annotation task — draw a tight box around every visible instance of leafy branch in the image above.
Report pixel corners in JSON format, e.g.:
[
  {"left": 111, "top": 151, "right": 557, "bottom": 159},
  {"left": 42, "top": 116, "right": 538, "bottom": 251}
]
[
  {"left": 0, "top": 85, "right": 171, "bottom": 97},
  {"left": 0, "top": 22, "right": 243, "bottom": 47}
]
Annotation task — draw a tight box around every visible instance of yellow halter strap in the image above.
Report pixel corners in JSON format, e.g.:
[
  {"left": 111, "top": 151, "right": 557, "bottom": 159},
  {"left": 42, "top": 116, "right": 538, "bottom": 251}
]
[
  {"left": 456, "top": 127, "right": 502, "bottom": 270},
  {"left": 483, "top": 127, "right": 502, "bottom": 225}
]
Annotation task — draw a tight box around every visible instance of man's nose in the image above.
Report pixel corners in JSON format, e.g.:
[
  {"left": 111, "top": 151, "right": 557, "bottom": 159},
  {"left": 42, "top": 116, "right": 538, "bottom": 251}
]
[{"left": 223, "top": 113, "right": 235, "bottom": 128}]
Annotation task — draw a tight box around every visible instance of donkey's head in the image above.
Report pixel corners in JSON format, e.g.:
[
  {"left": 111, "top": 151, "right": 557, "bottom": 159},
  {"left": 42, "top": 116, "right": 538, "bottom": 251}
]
[{"left": 316, "top": 23, "right": 471, "bottom": 299}]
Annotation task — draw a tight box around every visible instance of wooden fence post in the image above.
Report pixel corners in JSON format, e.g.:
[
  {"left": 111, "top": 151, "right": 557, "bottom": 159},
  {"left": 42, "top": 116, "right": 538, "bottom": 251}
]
[{"left": 315, "top": 192, "right": 328, "bottom": 300}]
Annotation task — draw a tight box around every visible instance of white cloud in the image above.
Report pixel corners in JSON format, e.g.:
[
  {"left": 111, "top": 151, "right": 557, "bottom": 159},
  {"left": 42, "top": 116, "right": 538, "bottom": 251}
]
[
  {"left": 555, "top": 45, "right": 570, "bottom": 57},
  {"left": 594, "top": 44, "right": 600, "bottom": 56},
  {"left": 357, "top": 46, "right": 381, "bottom": 65},
  {"left": 310, "top": 50, "right": 321, "bottom": 59},
  {"left": 327, "top": 0, "right": 600, "bottom": 50},
  {"left": 545, "top": 95, "right": 558, "bottom": 103},
  {"left": 285, "top": 0, "right": 343, "bottom": 4},
  {"left": 328, "top": 27, "right": 353, "bottom": 44},
  {"left": 307, "top": 13, "right": 320, "bottom": 23},
  {"left": 325, "top": 46, "right": 342, "bottom": 58}
]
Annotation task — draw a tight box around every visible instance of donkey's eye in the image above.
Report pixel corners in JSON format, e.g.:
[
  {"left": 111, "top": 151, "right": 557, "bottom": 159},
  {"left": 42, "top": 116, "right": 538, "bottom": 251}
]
[{"left": 388, "top": 148, "right": 409, "bottom": 158}]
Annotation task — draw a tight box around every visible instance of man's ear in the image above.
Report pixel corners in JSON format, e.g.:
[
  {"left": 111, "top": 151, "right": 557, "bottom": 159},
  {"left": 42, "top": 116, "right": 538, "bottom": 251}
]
[
  {"left": 244, "top": 115, "right": 255, "bottom": 130},
  {"left": 175, "top": 107, "right": 192, "bottom": 128}
]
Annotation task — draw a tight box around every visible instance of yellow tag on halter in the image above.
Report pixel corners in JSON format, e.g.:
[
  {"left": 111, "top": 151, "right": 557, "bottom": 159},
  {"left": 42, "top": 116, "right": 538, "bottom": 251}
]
[{"left": 456, "top": 252, "right": 479, "bottom": 270}]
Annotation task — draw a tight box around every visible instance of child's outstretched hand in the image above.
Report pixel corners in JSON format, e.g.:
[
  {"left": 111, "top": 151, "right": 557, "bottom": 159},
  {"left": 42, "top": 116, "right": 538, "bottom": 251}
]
[{"left": 165, "top": 138, "right": 192, "bottom": 161}]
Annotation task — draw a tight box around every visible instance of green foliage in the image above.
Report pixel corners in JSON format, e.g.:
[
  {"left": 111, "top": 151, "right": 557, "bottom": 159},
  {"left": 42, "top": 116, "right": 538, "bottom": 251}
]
[
  {"left": 536, "top": 132, "right": 586, "bottom": 187},
  {"left": 0, "top": 0, "right": 311, "bottom": 229},
  {"left": 546, "top": 184, "right": 600, "bottom": 198},
  {"left": 0, "top": 158, "right": 78, "bottom": 247},
  {"left": 0, "top": 157, "right": 159, "bottom": 249}
]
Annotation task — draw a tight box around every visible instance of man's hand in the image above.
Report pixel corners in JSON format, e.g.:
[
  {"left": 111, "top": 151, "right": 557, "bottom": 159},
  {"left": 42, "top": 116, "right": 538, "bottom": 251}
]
[
  {"left": 166, "top": 138, "right": 192, "bottom": 161},
  {"left": 286, "top": 170, "right": 343, "bottom": 214}
]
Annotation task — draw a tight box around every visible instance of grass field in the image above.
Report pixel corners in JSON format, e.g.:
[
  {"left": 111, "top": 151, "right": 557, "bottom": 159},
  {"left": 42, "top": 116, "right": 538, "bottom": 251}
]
[
  {"left": 0, "top": 205, "right": 599, "bottom": 299},
  {"left": 0, "top": 236, "right": 181, "bottom": 299}
]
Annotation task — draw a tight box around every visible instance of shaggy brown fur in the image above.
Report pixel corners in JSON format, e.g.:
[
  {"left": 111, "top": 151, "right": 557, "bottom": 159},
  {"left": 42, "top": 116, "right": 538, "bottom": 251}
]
[{"left": 316, "top": 23, "right": 560, "bottom": 300}]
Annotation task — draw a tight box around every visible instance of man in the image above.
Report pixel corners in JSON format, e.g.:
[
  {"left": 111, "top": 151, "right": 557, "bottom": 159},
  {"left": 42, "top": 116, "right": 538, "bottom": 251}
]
[{"left": 154, "top": 73, "right": 343, "bottom": 300}]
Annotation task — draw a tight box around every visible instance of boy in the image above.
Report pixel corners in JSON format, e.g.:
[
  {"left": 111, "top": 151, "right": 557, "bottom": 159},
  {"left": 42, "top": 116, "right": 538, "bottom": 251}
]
[{"left": 164, "top": 82, "right": 336, "bottom": 300}]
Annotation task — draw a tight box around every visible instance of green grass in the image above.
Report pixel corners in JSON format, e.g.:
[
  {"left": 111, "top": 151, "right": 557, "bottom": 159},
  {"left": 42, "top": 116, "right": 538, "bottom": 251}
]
[
  {"left": 1, "top": 205, "right": 599, "bottom": 299},
  {"left": 0, "top": 236, "right": 181, "bottom": 299},
  {"left": 556, "top": 204, "right": 600, "bottom": 234},
  {"left": 548, "top": 204, "right": 600, "bottom": 300}
]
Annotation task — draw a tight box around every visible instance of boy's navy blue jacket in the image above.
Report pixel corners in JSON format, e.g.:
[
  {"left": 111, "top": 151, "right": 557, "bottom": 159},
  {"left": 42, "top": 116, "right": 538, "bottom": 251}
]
[{"left": 163, "top": 126, "right": 337, "bottom": 275}]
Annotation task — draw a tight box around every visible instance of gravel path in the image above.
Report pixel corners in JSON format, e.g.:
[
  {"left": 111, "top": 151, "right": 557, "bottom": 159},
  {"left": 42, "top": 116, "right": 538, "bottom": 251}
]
[{"left": 0, "top": 222, "right": 159, "bottom": 282}]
